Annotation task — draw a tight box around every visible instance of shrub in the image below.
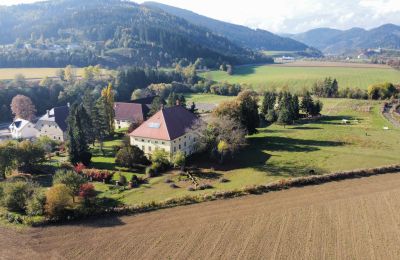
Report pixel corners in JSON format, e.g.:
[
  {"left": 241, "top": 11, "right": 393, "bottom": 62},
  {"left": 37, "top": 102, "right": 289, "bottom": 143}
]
[
  {"left": 82, "top": 169, "right": 114, "bottom": 183},
  {"left": 78, "top": 183, "right": 96, "bottom": 200},
  {"left": 115, "top": 145, "right": 149, "bottom": 168},
  {"left": 219, "top": 178, "right": 230, "bottom": 183},
  {"left": 1, "top": 181, "right": 34, "bottom": 213},
  {"left": 74, "top": 163, "right": 86, "bottom": 174},
  {"left": 150, "top": 149, "right": 171, "bottom": 172},
  {"left": 169, "top": 183, "right": 179, "bottom": 189},
  {"left": 187, "top": 186, "right": 196, "bottom": 191},
  {"left": 118, "top": 174, "right": 127, "bottom": 186},
  {"left": 198, "top": 184, "right": 213, "bottom": 190},
  {"left": 53, "top": 170, "right": 86, "bottom": 201},
  {"left": 26, "top": 190, "right": 46, "bottom": 216},
  {"left": 172, "top": 151, "right": 186, "bottom": 168},
  {"left": 59, "top": 162, "right": 74, "bottom": 170},
  {"left": 45, "top": 184, "right": 73, "bottom": 219}
]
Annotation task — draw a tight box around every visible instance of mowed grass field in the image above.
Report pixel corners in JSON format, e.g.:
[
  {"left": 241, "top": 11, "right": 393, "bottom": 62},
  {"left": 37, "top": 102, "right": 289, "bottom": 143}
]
[
  {"left": 96, "top": 96, "right": 400, "bottom": 205},
  {"left": 201, "top": 61, "right": 400, "bottom": 91},
  {"left": 3, "top": 172, "right": 400, "bottom": 259},
  {"left": 0, "top": 68, "right": 84, "bottom": 80}
]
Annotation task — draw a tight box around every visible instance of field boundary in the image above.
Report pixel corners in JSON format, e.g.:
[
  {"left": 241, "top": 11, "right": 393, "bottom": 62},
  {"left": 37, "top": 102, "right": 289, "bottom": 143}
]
[{"left": 32, "top": 164, "right": 400, "bottom": 227}]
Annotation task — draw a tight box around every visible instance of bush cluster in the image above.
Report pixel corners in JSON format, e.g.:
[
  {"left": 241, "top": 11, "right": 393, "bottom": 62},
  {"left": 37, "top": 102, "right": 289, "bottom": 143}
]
[{"left": 82, "top": 169, "right": 114, "bottom": 183}]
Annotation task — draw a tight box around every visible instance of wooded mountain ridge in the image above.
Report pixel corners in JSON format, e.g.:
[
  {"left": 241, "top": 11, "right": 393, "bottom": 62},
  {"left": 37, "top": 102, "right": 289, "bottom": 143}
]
[
  {"left": 0, "top": 0, "right": 272, "bottom": 68},
  {"left": 291, "top": 24, "right": 400, "bottom": 55}
]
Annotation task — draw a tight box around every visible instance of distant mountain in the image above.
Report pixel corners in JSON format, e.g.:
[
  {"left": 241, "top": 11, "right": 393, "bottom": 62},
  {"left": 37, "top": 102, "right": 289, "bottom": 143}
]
[
  {"left": 292, "top": 24, "right": 400, "bottom": 54},
  {"left": 0, "top": 0, "right": 270, "bottom": 68},
  {"left": 143, "top": 1, "right": 319, "bottom": 54}
]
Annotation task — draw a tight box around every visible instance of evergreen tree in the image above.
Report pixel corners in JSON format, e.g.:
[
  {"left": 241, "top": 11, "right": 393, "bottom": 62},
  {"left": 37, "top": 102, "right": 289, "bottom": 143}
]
[
  {"left": 277, "top": 105, "right": 291, "bottom": 127},
  {"left": 167, "top": 92, "right": 177, "bottom": 107},
  {"left": 149, "top": 96, "right": 164, "bottom": 116},
  {"left": 301, "top": 91, "right": 315, "bottom": 116},
  {"left": 291, "top": 94, "right": 300, "bottom": 120},
  {"left": 67, "top": 104, "right": 92, "bottom": 165},
  {"left": 93, "top": 97, "right": 109, "bottom": 155},
  {"left": 261, "top": 91, "right": 276, "bottom": 117},
  {"left": 237, "top": 90, "right": 260, "bottom": 135},
  {"left": 178, "top": 94, "right": 186, "bottom": 107}
]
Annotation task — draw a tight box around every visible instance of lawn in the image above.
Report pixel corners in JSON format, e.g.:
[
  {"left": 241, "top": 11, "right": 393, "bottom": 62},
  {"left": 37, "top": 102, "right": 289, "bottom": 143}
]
[
  {"left": 184, "top": 93, "right": 235, "bottom": 104},
  {"left": 91, "top": 98, "right": 400, "bottom": 205},
  {"left": 200, "top": 62, "right": 400, "bottom": 92},
  {"left": 0, "top": 68, "right": 84, "bottom": 80}
]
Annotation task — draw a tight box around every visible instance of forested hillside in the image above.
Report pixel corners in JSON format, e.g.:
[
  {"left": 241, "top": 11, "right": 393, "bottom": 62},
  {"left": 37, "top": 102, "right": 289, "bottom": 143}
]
[
  {"left": 292, "top": 24, "right": 400, "bottom": 54},
  {"left": 0, "top": 0, "right": 271, "bottom": 68},
  {"left": 143, "top": 1, "right": 320, "bottom": 55}
]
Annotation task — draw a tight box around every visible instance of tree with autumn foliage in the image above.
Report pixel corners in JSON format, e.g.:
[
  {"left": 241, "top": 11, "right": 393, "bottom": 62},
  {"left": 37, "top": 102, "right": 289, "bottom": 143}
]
[
  {"left": 10, "top": 95, "right": 37, "bottom": 121},
  {"left": 101, "top": 83, "right": 115, "bottom": 135}
]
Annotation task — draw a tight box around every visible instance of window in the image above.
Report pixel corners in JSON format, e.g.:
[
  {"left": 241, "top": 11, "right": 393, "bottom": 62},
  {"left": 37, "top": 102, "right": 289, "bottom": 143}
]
[
  {"left": 58, "top": 137, "right": 61, "bottom": 140},
  {"left": 148, "top": 146, "right": 152, "bottom": 152},
  {"left": 155, "top": 141, "right": 158, "bottom": 144},
  {"left": 162, "top": 142, "right": 165, "bottom": 144},
  {"left": 142, "top": 145, "right": 145, "bottom": 151},
  {"left": 179, "top": 145, "right": 181, "bottom": 149},
  {"left": 174, "top": 147, "right": 176, "bottom": 152},
  {"left": 184, "top": 142, "right": 186, "bottom": 147}
]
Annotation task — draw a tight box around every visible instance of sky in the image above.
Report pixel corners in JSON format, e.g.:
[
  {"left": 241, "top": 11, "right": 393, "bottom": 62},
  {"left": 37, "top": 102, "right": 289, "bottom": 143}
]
[{"left": 2, "top": 0, "right": 400, "bottom": 33}]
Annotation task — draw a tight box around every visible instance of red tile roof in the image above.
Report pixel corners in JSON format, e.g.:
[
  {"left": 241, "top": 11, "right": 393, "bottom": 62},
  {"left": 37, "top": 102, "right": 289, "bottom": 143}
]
[
  {"left": 114, "top": 102, "right": 149, "bottom": 123},
  {"left": 129, "top": 106, "right": 198, "bottom": 141}
]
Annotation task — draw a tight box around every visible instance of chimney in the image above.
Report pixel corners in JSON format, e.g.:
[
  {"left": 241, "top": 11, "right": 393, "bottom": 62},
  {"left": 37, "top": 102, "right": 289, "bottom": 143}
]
[
  {"left": 67, "top": 102, "right": 70, "bottom": 108},
  {"left": 46, "top": 110, "right": 50, "bottom": 116}
]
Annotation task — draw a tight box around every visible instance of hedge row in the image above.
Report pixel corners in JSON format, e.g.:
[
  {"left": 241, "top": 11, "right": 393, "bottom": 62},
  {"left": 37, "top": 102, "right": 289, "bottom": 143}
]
[
  {"left": 101, "top": 164, "right": 400, "bottom": 217},
  {"left": 28, "top": 164, "right": 400, "bottom": 226}
]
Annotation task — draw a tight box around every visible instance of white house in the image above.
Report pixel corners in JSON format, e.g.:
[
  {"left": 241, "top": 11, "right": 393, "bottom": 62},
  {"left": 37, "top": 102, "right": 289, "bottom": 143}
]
[
  {"left": 129, "top": 106, "right": 199, "bottom": 159},
  {"left": 35, "top": 105, "right": 70, "bottom": 141},
  {"left": 9, "top": 118, "right": 38, "bottom": 140}
]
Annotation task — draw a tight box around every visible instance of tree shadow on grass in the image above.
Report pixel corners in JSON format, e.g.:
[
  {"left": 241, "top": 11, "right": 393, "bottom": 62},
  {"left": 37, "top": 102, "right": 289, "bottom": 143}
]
[
  {"left": 232, "top": 66, "right": 256, "bottom": 76},
  {"left": 306, "top": 115, "right": 359, "bottom": 125},
  {"left": 189, "top": 135, "right": 344, "bottom": 172},
  {"left": 291, "top": 126, "right": 323, "bottom": 130},
  {"left": 191, "top": 171, "right": 223, "bottom": 180}
]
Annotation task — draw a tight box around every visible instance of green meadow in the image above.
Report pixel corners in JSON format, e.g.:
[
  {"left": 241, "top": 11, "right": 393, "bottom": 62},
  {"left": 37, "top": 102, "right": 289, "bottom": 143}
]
[
  {"left": 201, "top": 64, "right": 400, "bottom": 91},
  {"left": 92, "top": 98, "right": 400, "bottom": 205}
]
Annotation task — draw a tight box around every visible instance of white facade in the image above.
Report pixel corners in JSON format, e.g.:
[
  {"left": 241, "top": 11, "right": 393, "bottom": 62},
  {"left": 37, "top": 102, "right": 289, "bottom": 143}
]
[
  {"left": 9, "top": 119, "right": 38, "bottom": 140},
  {"left": 130, "top": 131, "right": 197, "bottom": 159},
  {"left": 36, "top": 121, "right": 65, "bottom": 141},
  {"left": 115, "top": 119, "right": 132, "bottom": 130}
]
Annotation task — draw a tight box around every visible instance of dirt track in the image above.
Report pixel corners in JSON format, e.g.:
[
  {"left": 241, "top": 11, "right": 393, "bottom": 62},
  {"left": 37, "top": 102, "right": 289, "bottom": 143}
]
[{"left": 3, "top": 173, "right": 400, "bottom": 259}]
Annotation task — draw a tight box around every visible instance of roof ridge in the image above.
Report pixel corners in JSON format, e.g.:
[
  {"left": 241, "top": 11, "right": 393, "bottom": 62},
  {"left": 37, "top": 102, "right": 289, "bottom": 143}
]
[{"left": 161, "top": 109, "right": 172, "bottom": 140}]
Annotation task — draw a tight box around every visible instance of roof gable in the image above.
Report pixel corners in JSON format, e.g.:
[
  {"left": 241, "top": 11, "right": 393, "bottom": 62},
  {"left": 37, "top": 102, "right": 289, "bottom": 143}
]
[
  {"left": 129, "top": 106, "right": 197, "bottom": 141},
  {"left": 114, "top": 102, "right": 147, "bottom": 122},
  {"left": 37, "top": 105, "right": 69, "bottom": 132}
]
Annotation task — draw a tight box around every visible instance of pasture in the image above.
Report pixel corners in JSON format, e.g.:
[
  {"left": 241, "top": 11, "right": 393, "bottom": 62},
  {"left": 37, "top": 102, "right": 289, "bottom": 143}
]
[
  {"left": 201, "top": 61, "right": 400, "bottom": 91},
  {"left": 92, "top": 97, "right": 400, "bottom": 205},
  {"left": 3, "top": 172, "right": 400, "bottom": 259},
  {"left": 0, "top": 68, "right": 84, "bottom": 80}
]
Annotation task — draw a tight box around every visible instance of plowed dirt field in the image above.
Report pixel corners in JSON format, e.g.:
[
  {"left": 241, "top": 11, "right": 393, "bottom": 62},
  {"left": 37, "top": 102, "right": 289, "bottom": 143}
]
[{"left": 2, "top": 173, "right": 400, "bottom": 260}]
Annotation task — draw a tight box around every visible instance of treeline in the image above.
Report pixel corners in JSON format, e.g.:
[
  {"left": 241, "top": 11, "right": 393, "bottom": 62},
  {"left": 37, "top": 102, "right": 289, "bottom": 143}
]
[
  {"left": 261, "top": 91, "right": 322, "bottom": 126},
  {"left": 0, "top": 65, "right": 199, "bottom": 123},
  {"left": 312, "top": 77, "right": 399, "bottom": 100}
]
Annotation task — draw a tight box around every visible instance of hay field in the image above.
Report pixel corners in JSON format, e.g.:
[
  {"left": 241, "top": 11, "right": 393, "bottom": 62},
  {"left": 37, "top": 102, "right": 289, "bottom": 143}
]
[
  {"left": 2, "top": 172, "right": 400, "bottom": 259},
  {"left": 0, "top": 68, "right": 84, "bottom": 80},
  {"left": 201, "top": 61, "right": 400, "bottom": 91}
]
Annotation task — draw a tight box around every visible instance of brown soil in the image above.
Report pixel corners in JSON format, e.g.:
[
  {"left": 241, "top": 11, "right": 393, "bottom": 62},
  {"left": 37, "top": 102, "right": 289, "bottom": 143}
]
[{"left": 3, "top": 173, "right": 400, "bottom": 259}]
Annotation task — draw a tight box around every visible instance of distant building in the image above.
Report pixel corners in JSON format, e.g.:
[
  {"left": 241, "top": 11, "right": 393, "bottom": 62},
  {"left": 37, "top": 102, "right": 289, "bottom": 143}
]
[
  {"left": 129, "top": 106, "right": 199, "bottom": 159},
  {"left": 9, "top": 118, "right": 38, "bottom": 140},
  {"left": 114, "top": 102, "right": 150, "bottom": 129},
  {"left": 35, "top": 105, "right": 70, "bottom": 141}
]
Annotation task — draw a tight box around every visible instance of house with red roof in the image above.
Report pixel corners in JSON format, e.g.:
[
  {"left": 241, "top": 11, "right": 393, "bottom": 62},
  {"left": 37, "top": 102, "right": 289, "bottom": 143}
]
[
  {"left": 129, "top": 106, "right": 199, "bottom": 158},
  {"left": 114, "top": 102, "right": 150, "bottom": 129}
]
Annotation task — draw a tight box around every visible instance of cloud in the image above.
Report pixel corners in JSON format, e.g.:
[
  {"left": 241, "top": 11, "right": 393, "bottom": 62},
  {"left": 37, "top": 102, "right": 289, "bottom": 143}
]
[{"left": 3, "top": 0, "right": 400, "bottom": 33}]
